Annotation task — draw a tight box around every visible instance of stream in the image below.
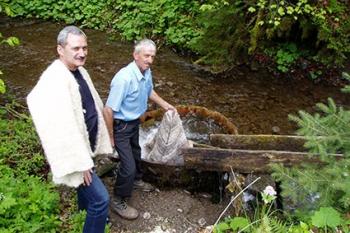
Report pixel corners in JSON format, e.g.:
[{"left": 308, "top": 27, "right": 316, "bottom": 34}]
[{"left": 1, "top": 16, "right": 349, "bottom": 135}]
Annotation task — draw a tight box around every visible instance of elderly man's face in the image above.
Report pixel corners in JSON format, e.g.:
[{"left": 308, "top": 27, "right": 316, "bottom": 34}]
[
  {"left": 133, "top": 46, "right": 156, "bottom": 73},
  {"left": 57, "top": 33, "right": 87, "bottom": 70}
]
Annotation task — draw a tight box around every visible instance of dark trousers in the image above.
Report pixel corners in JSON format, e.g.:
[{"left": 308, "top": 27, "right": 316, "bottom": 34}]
[{"left": 113, "top": 119, "right": 142, "bottom": 198}]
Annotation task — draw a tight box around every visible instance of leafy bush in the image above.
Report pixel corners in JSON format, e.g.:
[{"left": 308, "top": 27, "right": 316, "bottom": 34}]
[
  {"left": 245, "top": 0, "right": 350, "bottom": 66},
  {"left": 8, "top": 0, "right": 106, "bottom": 29},
  {"left": 264, "top": 43, "right": 302, "bottom": 73},
  {"left": 275, "top": 44, "right": 301, "bottom": 73},
  {"left": 0, "top": 104, "right": 60, "bottom": 232},
  {"left": 0, "top": 164, "right": 61, "bottom": 233},
  {"left": 65, "top": 210, "right": 86, "bottom": 233},
  {"left": 8, "top": 0, "right": 200, "bottom": 49},
  {"left": 0, "top": 103, "right": 47, "bottom": 177},
  {"left": 6, "top": 0, "right": 350, "bottom": 71},
  {"left": 0, "top": 103, "right": 101, "bottom": 232},
  {"left": 189, "top": 0, "right": 250, "bottom": 71},
  {"left": 190, "top": 0, "right": 350, "bottom": 71},
  {"left": 102, "top": 0, "right": 201, "bottom": 49}
]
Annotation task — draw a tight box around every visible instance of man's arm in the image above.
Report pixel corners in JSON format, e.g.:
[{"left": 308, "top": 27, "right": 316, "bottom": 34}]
[
  {"left": 149, "top": 90, "right": 175, "bottom": 111},
  {"left": 103, "top": 106, "right": 115, "bottom": 147}
]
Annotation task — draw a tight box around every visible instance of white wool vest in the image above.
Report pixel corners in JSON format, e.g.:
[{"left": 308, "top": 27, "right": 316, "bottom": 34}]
[{"left": 27, "top": 59, "right": 112, "bottom": 187}]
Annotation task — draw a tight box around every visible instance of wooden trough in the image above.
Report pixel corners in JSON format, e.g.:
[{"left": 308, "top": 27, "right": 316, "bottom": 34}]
[
  {"left": 97, "top": 106, "right": 342, "bottom": 178},
  {"left": 140, "top": 106, "right": 336, "bottom": 174}
]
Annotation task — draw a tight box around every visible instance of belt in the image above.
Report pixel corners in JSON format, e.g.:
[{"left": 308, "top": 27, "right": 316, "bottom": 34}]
[{"left": 114, "top": 119, "right": 139, "bottom": 124}]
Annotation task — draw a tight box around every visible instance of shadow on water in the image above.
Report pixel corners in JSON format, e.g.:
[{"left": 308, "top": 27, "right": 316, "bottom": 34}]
[{"left": 1, "top": 15, "right": 349, "bottom": 137}]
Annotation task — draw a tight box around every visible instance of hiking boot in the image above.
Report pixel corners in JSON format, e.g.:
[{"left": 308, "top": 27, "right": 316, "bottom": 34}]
[
  {"left": 134, "top": 180, "right": 155, "bottom": 192},
  {"left": 111, "top": 197, "right": 139, "bottom": 220}
]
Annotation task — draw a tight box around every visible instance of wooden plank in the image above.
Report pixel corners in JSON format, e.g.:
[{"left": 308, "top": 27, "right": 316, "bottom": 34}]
[
  {"left": 182, "top": 147, "right": 341, "bottom": 173},
  {"left": 210, "top": 134, "right": 307, "bottom": 151}
]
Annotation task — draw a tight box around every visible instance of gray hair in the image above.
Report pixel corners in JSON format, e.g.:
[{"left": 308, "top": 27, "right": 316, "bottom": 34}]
[
  {"left": 134, "top": 39, "right": 156, "bottom": 53},
  {"left": 57, "top": 26, "right": 86, "bottom": 46}
]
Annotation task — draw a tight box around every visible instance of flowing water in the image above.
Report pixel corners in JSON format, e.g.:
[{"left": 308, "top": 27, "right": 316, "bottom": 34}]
[{"left": 1, "top": 16, "right": 349, "bottom": 136}]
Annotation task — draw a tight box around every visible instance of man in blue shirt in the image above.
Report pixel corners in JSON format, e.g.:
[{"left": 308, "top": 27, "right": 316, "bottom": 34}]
[{"left": 104, "top": 39, "right": 175, "bottom": 220}]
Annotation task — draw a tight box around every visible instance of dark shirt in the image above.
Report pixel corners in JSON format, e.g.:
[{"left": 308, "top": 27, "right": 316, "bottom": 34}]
[{"left": 71, "top": 69, "right": 98, "bottom": 152}]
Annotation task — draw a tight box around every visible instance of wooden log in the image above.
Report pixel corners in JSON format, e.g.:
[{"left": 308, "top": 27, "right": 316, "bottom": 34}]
[
  {"left": 182, "top": 147, "right": 342, "bottom": 173},
  {"left": 210, "top": 134, "right": 307, "bottom": 152}
]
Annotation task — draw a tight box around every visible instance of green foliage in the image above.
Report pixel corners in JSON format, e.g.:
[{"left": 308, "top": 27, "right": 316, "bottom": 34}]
[
  {"left": 0, "top": 164, "right": 61, "bottom": 232},
  {"left": 191, "top": 0, "right": 350, "bottom": 71},
  {"left": 0, "top": 1, "right": 15, "bottom": 16},
  {"left": 8, "top": 0, "right": 106, "bottom": 29},
  {"left": 311, "top": 207, "right": 342, "bottom": 229},
  {"left": 104, "top": 0, "right": 200, "bottom": 48},
  {"left": 272, "top": 89, "right": 350, "bottom": 219},
  {"left": 189, "top": 0, "right": 249, "bottom": 71},
  {"left": 341, "top": 72, "right": 350, "bottom": 93},
  {"left": 253, "top": 216, "right": 288, "bottom": 233},
  {"left": 214, "top": 214, "right": 290, "bottom": 233},
  {"left": 8, "top": 0, "right": 200, "bottom": 48},
  {"left": 0, "top": 103, "right": 101, "bottom": 232},
  {"left": 214, "top": 185, "right": 289, "bottom": 233},
  {"left": 288, "top": 217, "right": 350, "bottom": 233},
  {"left": 309, "top": 70, "right": 322, "bottom": 80},
  {"left": 1, "top": 6, "right": 54, "bottom": 230},
  {"left": 6, "top": 0, "right": 350, "bottom": 71},
  {"left": 214, "top": 221, "right": 231, "bottom": 233},
  {"left": 0, "top": 76, "right": 5, "bottom": 94},
  {"left": 214, "top": 216, "right": 250, "bottom": 233},
  {"left": 0, "top": 103, "right": 46, "bottom": 177},
  {"left": 289, "top": 98, "right": 350, "bottom": 159},
  {"left": 0, "top": 3, "right": 20, "bottom": 95},
  {"left": 230, "top": 216, "right": 250, "bottom": 232},
  {"left": 0, "top": 103, "right": 60, "bottom": 232},
  {"left": 66, "top": 210, "right": 86, "bottom": 233},
  {"left": 0, "top": 35, "right": 20, "bottom": 47},
  {"left": 274, "top": 43, "right": 301, "bottom": 73},
  {"left": 287, "top": 221, "right": 310, "bottom": 233},
  {"left": 246, "top": 0, "right": 350, "bottom": 66}
]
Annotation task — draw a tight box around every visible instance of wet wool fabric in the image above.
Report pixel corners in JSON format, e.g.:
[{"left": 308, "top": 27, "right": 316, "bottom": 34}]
[{"left": 143, "top": 110, "right": 192, "bottom": 165}]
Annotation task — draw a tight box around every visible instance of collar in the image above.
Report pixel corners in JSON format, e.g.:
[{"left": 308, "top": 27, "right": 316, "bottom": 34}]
[{"left": 131, "top": 61, "right": 149, "bottom": 81}]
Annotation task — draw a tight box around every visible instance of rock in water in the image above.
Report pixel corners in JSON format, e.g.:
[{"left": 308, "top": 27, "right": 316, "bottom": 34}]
[{"left": 143, "top": 110, "right": 192, "bottom": 165}]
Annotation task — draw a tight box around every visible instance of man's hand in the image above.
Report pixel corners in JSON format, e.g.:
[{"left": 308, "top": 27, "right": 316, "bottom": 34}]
[
  {"left": 83, "top": 169, "right": 93, "bottom": 186},
  {"left": 164, "top": 103, "right": 176, "bottom": 112}
]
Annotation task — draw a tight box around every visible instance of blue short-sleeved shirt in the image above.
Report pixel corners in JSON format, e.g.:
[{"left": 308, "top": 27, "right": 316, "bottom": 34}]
[{"left": 106, "top": 61, "right": 153, "bottom": 121}]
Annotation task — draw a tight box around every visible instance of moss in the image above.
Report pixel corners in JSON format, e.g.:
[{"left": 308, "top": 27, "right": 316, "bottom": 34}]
[{"left": 141, "top": 105, "right": 238, "bottom": 134}]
